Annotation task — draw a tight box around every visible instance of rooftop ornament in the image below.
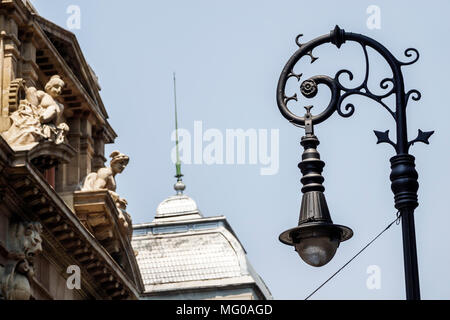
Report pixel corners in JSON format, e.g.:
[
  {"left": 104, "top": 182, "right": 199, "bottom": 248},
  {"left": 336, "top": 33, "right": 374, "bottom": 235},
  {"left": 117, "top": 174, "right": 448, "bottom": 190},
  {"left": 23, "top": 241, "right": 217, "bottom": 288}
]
[{"left": 172, "top": 72, "right": 186, "bottom": 195}]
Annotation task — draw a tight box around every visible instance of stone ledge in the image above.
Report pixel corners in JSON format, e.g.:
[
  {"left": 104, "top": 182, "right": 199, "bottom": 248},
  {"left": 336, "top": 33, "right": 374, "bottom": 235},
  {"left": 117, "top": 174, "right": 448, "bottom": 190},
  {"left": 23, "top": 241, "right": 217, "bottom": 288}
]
[{"left": 74, "top": 190, "right": 129, "bottom": 242}]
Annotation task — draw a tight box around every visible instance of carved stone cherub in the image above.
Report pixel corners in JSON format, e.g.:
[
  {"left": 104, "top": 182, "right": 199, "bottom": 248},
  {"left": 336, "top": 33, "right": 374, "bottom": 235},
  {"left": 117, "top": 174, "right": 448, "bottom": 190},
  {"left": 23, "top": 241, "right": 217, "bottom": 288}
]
[
  {"left": 81, "top": 151, "right": 129, "bottom": 199},
  {"left": 81, "top": 151, "right": 132, "bottom": 236},
  {"left": 28, "top": 75, "right": 69, "bottom": 144},
  {"left": 2, "top": 75, "right": 69, "bottom": 149},
  {"left": 0, "top": 221, "right": 43, "bottom": 300}
]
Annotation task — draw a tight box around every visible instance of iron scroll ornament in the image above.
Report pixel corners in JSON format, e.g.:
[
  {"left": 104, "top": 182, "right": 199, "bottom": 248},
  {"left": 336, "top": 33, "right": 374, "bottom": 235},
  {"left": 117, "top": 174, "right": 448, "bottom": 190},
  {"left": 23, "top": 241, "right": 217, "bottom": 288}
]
[{"left": 276, "top": 25, "right": 434, "bottom": 154}]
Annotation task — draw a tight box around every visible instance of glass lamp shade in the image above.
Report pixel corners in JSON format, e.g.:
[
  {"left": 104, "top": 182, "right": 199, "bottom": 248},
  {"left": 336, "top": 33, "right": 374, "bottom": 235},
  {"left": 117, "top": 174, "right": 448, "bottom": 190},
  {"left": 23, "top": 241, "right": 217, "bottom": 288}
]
[
  {"left": 294, "top": 236, "right": 339, "bottom": 267},
  {"left": 279, "top": 222, "right": 353, "bottom": 267}
]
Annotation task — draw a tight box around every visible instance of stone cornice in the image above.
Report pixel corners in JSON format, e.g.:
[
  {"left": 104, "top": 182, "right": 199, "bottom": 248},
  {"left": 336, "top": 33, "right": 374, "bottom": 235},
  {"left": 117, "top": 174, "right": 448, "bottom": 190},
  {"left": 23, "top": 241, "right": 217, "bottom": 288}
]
[
  {"left": 0, "top": 0, "right": 31, "bottom": 27},
  {"left": 74, "top": 190, "right": 144, "bottom": 291},
  {"left": 141, "top": 276, "right": 270, "bottom": 300}
]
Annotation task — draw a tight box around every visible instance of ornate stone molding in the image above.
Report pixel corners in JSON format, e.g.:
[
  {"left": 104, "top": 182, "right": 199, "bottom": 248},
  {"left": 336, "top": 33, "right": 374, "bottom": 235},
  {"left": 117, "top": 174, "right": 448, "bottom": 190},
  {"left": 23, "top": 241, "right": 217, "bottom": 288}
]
[
  {"left": 0, "top": 220, "right": 43, "bottom": 300},
  {"left": 74, "top": 190, "right": 132, "bottom": 250},
  {"left": 28, "top": 140, "right": 76, "bottom": 170},
  {"left": 7, "top": 78, "right": 26, "bottom": 114}
]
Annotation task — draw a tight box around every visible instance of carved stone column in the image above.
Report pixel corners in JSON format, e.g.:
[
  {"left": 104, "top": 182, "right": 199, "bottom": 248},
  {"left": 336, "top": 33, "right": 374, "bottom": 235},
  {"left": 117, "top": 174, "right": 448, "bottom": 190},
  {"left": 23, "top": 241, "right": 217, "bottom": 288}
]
[
  {"left": 56, "top": 111, "right": 81, "bottom": 208},
  {"left": 19, "top": 28, "right": 39, "bottom": 88},
  {"left": 79, "top": 111, "right": 93, "bottom": 180},
  {"left": 92, "top": 128, "right": 106, "bottom": 172},
  {"left": 0, "top": 14, "right": 20, "bottom": 131},
  {"left": 66, "top": 111, "right": 82, "bottom": 188}
]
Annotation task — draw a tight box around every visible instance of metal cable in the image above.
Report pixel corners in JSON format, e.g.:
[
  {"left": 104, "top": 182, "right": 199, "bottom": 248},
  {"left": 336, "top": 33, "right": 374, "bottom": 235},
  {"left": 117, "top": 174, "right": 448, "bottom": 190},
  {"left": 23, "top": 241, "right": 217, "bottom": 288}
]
[{"left": 305, "top": 211, "right": 402, "bottom": 300}]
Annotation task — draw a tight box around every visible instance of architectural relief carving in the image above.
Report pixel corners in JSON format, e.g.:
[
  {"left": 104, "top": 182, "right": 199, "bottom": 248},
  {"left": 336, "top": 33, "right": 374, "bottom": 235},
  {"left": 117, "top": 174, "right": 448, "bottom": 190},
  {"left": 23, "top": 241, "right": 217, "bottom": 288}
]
[
  {"left": 81, "top": 151, "right": 132, "bottom": 236},
  {"left": 0, "top": 221, "right": 43, "bottom": 300},
  {"left": 7, "top": 78, "right": 26, "bottom": 113},
  {"left": 1, "top": 75, "right": 69, "bottom": 150}
]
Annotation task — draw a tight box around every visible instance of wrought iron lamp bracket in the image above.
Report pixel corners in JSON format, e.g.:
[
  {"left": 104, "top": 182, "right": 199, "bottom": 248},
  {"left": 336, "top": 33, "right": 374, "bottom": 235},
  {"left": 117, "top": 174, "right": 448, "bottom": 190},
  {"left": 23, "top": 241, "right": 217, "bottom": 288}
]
[{"left": 276, "top": 25, "right": 434, "bottom": 154}]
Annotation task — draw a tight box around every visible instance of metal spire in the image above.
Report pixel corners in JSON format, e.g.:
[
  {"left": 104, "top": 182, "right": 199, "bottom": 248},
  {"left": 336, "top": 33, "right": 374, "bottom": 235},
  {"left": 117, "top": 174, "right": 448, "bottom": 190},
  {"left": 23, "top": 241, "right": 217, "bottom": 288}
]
[{"left": 173, "top": 72, "right": 185, "bottom": 194}]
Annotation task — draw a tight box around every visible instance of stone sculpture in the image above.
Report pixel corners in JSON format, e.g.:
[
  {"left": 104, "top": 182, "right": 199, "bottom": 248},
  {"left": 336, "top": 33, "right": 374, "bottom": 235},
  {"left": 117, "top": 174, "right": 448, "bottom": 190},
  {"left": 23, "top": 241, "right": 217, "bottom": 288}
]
[
  {"left": 1, "top": 75, "right": 69, "bottom": 150},
  {"left": 81, "top": 151, "right": 132, "bottom": 236},
  {"left": 0, "top": 221, "right": 43, "bottom": 300}
]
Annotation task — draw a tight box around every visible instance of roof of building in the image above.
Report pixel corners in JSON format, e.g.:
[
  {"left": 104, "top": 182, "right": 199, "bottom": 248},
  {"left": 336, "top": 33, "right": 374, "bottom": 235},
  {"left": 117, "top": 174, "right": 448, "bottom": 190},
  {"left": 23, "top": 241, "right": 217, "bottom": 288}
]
[{"left": 132, "top": 191, "right": 272, "bottom": 299}]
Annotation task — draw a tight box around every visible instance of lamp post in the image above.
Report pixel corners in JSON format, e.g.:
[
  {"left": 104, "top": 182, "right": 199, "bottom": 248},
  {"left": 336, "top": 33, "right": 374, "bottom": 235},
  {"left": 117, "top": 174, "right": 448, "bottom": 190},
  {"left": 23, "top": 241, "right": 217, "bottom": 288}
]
[{"left": 276, "top": 26, "right": 433, "bottom": 300}]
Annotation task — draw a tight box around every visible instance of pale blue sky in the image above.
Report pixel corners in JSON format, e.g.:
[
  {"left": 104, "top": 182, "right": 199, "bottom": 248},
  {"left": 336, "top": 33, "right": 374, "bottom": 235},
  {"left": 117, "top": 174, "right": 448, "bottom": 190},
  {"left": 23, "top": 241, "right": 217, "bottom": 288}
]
[{"left": 32, "top": 0, "right": 450, "bottom": 299}]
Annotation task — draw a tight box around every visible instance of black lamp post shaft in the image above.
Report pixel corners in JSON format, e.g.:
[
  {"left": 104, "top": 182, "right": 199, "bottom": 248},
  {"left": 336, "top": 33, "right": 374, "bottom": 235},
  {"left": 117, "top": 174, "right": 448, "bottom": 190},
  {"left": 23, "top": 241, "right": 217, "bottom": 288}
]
[
  {"left": 276, "top": 26, "right": 433, "bottom": 300},
  {"left": 390, "top": 153, "right": 421, "bottom": 300},
  {"left": 401, "top": 208, "right": 420, "bottom": 300}
]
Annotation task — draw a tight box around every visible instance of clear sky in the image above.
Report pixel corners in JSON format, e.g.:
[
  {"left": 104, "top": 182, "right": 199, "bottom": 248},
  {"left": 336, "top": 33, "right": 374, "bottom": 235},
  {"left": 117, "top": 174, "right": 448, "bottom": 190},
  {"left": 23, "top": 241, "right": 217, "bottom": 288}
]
[{"left": 31, "top": 0, "right": 450, "bottom": 299}]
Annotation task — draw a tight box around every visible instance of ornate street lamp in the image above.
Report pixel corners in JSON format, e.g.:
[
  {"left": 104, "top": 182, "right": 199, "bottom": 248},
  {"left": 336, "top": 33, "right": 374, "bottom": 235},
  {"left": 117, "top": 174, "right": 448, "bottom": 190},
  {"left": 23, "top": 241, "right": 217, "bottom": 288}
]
[
  {"left": 279, "top": 105, "right": 353, "bottom": 267},
  {"left": 277, "top": 26, "right": 433, "bottom": 300}
]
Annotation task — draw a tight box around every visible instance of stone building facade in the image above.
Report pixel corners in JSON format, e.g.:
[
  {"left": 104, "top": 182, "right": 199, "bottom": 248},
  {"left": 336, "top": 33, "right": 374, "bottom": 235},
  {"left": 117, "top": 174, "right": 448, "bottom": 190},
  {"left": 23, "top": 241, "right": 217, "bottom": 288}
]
[{"left": 0, "top": 0, "right": 143, "bottom": 299}]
